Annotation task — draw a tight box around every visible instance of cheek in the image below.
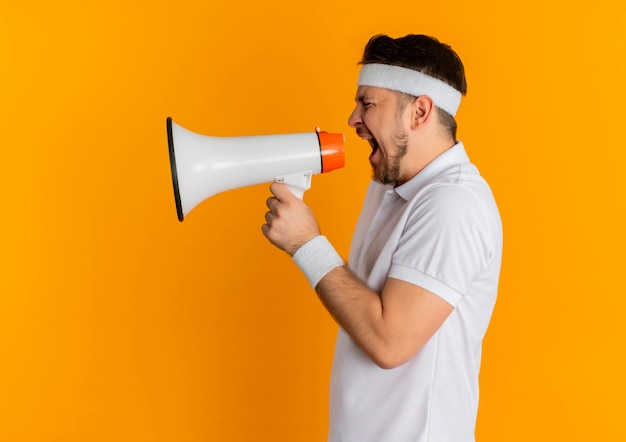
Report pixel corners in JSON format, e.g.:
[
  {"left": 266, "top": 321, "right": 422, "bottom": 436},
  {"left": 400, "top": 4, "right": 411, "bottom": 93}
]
[{"left": 362, "top": 115, "right": 381, "bottom": 136}]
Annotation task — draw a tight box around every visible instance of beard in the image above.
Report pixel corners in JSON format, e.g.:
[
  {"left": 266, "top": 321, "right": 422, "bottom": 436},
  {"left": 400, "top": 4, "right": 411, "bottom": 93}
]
[{"left": 371, "top": 127, "right": 409, "bottom": 185}]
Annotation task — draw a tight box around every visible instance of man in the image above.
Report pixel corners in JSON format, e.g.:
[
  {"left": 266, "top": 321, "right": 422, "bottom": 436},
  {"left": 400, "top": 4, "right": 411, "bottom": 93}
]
[{"left": 262, "top": 34, "right": 503, "bottom": 442}]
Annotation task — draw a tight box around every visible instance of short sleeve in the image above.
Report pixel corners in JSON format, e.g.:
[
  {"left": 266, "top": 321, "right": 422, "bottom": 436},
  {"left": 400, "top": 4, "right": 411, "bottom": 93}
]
[{"left": 388, "top": 183, "right": 495, "bottom": 306}]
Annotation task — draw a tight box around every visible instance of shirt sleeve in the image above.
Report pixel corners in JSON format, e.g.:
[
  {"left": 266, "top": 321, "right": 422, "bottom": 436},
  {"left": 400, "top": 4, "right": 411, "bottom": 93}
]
[{"left": 388, "top": 183, "right": 495, "bottom": 307}]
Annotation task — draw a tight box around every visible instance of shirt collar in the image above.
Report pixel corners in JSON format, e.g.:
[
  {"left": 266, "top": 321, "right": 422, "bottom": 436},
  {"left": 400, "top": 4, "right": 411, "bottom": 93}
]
[{"left": 393, "top": 142, "right": 470, "bottom": 201}]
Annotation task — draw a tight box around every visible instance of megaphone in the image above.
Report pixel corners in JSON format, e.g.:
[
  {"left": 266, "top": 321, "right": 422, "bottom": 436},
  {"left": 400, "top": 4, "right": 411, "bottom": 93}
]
[{"left": 167, "top": 117, "right": 345, "bottom": 221}]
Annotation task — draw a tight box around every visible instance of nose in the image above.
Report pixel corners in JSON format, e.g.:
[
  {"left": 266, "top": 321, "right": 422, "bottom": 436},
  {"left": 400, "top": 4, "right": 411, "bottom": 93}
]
[{"left": 348, "top": 105, "right": 362, "bottom": 128}]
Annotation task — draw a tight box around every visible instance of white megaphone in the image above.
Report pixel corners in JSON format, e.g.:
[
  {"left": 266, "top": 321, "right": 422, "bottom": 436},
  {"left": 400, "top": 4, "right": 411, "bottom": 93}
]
[{"left": 167, "top": 117, "right": 345, "bottom": 221}]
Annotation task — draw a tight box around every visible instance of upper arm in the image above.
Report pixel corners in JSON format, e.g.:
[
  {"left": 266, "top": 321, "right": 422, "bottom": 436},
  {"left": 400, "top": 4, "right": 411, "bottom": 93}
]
[
  {"left": 368, "top": 278, "right": 454, "bottom": 368},
  {"left": 372, "top": 184, "right": 495, "bottom": 368},
  {"left": 374, "top": 277, "right": 454, "bottom": 369},
  {"left": 392, "top": 184, "right": 495, "bottom": 302},
  {"left": 314, "top": 265, "right": 453, "bottom": 370}
]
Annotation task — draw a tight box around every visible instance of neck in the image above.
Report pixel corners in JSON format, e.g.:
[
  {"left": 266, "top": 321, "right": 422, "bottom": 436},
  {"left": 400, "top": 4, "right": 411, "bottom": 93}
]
[{"left": 399, "top": 132, "right": 456, "bottom": 184}]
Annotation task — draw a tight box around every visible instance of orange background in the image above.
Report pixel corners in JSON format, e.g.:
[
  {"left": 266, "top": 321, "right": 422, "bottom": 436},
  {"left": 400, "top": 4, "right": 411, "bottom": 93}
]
[{"left": 1, "top": 1, "right": 625, "bottom": 441}]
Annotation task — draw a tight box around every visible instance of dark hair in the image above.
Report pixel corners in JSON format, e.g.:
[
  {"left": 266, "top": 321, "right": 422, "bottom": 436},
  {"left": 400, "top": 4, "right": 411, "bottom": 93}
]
[{"left": 360, "top": 34, "right": 467, "bottom": 139}]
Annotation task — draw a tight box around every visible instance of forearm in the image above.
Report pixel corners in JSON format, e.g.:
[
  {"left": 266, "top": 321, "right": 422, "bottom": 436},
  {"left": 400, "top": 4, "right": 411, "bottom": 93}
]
[
  {"left": 290, "top": 235, "right": 437, "bottom": 369},
  {"left": 315, "top": 265, "right": 393, "bottom": 368},
  {"left": 262, "top": 184, "right": 451, "bottom": 368},
  {"left": 313, "top": 262, "right": 453, "bottom": 369},
  {"left": 288, "top": 235, "right": 390, "bottom": 362}
]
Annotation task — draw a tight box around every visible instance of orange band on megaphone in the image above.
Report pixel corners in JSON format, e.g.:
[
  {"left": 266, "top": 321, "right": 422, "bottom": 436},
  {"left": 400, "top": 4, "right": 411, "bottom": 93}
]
[{"left": 317, "top": 131, "right": 345, "bottom": 173}]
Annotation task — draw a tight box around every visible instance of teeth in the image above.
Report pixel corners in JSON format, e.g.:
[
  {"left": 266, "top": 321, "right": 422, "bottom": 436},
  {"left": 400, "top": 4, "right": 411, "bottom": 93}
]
[{"left": 361, "top": 135, "right": 372, "bottom": 140}]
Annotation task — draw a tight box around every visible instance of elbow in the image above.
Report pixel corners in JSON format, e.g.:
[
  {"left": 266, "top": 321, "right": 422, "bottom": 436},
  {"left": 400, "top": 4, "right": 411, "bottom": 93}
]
[
  {"left": 368, "top": 346, "right": 414, "bottom": 370},
  {"left": 374, "top": 358, "right": 403, "bottom": 370}
]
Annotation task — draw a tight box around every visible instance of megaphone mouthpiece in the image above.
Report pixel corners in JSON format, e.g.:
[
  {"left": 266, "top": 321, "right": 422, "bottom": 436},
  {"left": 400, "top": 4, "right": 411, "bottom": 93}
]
[
  {"left": 317, "top": 130, "right": 345, "bottom": 173},
  {"left": 166, "top": 117, "right": 345, "bottom": 221}
]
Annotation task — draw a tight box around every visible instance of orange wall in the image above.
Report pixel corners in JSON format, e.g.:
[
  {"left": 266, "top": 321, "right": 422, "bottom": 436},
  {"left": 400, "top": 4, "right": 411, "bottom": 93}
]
[{"left": 1, "top": 1, "right": 625, "bottom": 440}]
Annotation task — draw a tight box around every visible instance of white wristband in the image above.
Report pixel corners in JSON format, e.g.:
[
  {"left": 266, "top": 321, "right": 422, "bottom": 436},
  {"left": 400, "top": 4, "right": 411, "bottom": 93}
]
[{"left": 292, "top": 235, "right": 344, "bottom": 289}]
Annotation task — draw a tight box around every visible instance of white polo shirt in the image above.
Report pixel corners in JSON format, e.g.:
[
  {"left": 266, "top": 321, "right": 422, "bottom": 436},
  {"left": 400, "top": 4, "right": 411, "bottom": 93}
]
[{"left": 328, "top": 143, "right": 503, "bottom": 442}]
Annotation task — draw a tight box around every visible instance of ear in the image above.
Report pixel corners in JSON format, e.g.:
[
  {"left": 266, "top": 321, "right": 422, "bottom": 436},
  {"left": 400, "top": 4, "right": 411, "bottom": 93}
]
[{"left": 410, "top": 96, "right": 435, "bottom": 129}]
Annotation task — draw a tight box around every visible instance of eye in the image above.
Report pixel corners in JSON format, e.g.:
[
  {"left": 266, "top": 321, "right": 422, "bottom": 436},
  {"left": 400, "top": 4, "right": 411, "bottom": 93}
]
[{"left": 356, "top": 95, "right": 375, "bottom": 110}]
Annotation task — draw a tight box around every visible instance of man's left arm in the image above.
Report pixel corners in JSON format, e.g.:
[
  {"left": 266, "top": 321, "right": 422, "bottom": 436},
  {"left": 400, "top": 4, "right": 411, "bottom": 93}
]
[
  {"left": 316, "top": 267, "right": 453, "bottom": 369},
  {"left": 262, "top": 182, "right": 453, "bottom": 369}
]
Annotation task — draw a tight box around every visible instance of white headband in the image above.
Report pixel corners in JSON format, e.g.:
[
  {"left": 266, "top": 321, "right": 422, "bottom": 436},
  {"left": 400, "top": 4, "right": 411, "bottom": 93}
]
[{"left": 357, "top": 63, "right": 462, "bottom": 117}]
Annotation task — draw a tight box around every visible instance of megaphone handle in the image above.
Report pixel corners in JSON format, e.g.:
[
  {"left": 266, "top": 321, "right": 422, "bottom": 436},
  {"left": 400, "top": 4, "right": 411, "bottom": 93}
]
[{"left": 276, "top": 171, "right": 312, "bottom": 199}]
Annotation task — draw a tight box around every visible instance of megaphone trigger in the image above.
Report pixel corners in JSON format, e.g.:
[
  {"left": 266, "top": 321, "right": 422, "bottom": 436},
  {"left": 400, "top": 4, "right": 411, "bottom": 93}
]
[{"left": 275, "top": 171, "right": 313, "bottom": 199}]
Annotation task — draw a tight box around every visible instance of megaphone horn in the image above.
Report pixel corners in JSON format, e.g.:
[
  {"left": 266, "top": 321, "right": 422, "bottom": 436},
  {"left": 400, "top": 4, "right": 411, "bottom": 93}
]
[{"left": 166, "top": 117, "right": 345, "bottom": 221}]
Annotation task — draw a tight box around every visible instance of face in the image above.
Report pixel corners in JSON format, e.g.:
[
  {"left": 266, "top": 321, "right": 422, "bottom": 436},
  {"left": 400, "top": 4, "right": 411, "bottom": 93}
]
[{"left": 348, "top": 86, "right": 410, "bottom": 185}]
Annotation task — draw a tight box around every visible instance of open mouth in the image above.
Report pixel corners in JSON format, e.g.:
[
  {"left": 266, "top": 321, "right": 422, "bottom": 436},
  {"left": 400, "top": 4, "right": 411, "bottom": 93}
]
[
  {"left": 366, "top": 137, "right": 379, "bottom": 161},
  {"left": 359, "top": 132, "right": 379, "bottom": 159}
]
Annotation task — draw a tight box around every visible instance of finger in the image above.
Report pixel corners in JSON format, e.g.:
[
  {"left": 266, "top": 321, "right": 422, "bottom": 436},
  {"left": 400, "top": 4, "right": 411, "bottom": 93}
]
[
  {"left": 266, "top": 196, "right": 280, "bottom": 212},
  {"left": 269, "top": 182, "right": 296, "bottom": 202}
]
